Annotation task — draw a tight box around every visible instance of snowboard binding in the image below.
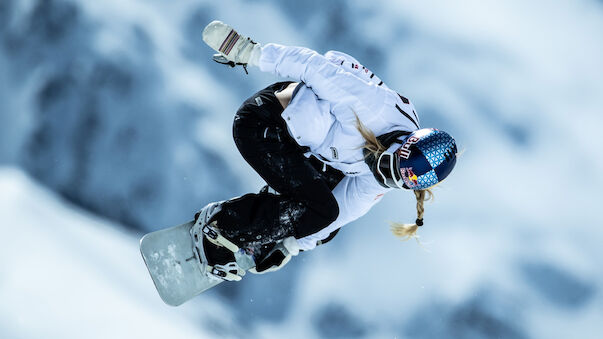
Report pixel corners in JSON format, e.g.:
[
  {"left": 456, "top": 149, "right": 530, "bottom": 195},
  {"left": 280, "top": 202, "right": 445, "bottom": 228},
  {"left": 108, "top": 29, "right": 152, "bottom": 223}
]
[{"left": 190, "top": 203, "right": 245, "bottom": 282}]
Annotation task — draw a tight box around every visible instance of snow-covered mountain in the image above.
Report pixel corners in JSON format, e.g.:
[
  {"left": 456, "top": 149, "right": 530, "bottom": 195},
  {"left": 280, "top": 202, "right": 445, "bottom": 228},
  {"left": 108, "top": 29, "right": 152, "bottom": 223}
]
[
  {"left": 1, "top": 0, "right": 603, "bottom": 338},
  {"left": 0, "top": 0, "right": 250, "bottom": 231},
  {"left": 0, "top": 167, "right": 246, "bottom": 339}
]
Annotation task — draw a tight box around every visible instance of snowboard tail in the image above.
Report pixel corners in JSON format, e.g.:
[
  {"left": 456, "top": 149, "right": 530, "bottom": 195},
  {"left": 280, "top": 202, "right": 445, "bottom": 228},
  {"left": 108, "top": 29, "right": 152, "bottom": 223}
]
[{"left": 139, "top": 221, "right": 255, "bottom": 306}]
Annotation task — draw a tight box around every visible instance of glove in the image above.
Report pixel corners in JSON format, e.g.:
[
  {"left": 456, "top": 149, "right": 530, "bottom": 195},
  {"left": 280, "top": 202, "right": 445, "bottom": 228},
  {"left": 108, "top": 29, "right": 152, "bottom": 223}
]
[
  {"left": 202, "top": 20, "right": 261, "bottom": 67},
  {"left": 250, "top": 237, "right": 300, "bottom": 274}
]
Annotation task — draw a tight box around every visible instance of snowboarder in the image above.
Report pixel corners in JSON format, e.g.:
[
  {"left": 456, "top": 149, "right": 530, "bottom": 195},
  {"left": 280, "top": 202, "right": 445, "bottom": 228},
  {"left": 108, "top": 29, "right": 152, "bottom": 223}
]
[{"left": 194, "top": 21, "right": 458, "bottom": 281}]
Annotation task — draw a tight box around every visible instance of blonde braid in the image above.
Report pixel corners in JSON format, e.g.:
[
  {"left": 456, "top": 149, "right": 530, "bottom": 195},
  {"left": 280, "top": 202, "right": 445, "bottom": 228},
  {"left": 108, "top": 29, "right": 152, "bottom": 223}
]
[{"left": 390, "top": 189, "right": 432, "bottom": 241}]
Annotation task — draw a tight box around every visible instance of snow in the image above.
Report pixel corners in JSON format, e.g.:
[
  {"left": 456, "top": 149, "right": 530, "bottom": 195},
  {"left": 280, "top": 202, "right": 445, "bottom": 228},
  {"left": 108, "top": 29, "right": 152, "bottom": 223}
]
[{"left": 0, "top": 167, "right": 241, "bottom": 339}]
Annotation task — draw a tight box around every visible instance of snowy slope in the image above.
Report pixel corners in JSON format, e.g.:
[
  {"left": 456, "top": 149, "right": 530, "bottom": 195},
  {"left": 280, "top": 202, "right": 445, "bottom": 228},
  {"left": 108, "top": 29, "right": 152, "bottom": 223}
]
[{"left": 0, "top": 167, "right": 246, "bottom": 339}]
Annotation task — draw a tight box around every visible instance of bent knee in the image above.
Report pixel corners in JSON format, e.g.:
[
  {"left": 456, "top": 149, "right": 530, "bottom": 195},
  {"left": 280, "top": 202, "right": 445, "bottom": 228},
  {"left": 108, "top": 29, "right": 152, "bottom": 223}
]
[
  {"left": 323, "top": 195, "right": 340, "bottom": 225},
  {"left": 308, "top": 195, "right": 339, "bottom": 232},
  {"left": 295, "top": 196, "right": 339, "bottom": 239}
]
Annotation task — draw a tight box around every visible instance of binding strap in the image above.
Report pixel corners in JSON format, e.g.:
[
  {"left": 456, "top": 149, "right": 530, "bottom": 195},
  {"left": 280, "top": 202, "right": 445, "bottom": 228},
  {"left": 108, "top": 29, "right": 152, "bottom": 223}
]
[
  {"left": 208, "top": 263, "right": 243, "bottom": 281},
  {"left": 202, "top": 222, "right": 240, "bottom": 253}
]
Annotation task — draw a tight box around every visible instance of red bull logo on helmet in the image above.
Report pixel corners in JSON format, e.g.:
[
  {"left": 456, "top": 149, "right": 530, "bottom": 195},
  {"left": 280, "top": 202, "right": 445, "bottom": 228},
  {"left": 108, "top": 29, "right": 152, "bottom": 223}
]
[
  {"left": 401, "top": 167, "right": 419, "bottom": 188},
  {"left": 397, "top": 136, "right": 420, "bottom": 159}
]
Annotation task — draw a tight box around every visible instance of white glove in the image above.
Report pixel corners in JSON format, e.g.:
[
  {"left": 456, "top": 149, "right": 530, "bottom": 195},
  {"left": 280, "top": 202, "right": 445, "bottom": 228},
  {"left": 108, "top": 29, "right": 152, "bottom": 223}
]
[
  {"left": 202, "top": 20, "right": 261, "bottom": 67},
  {"left": 282, "top": 236, "right": 300, "bottom": 256}
]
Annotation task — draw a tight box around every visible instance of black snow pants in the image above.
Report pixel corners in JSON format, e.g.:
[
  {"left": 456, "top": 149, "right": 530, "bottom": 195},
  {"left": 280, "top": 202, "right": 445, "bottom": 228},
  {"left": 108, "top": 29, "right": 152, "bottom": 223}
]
[{"left": 212, "top": 82, "right": 343, "bottom": 250}]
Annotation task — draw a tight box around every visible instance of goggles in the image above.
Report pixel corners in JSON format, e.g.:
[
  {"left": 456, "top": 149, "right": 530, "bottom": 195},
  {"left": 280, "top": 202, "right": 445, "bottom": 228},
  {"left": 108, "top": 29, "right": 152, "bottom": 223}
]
[{"left": 376, "top": 143, "right": 405, "bottom": 189}]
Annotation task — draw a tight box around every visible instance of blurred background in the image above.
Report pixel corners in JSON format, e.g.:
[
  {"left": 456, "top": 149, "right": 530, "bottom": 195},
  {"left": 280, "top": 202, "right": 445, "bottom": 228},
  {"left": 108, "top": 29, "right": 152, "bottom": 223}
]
[{"left": 1, "top": 0, "right": 602, "bottom": 338}]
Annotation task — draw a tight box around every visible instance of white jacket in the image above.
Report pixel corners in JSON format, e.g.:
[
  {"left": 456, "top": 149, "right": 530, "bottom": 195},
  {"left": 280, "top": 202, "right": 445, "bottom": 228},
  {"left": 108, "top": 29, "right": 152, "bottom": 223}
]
[{"left": 257, "top": 44, "right": 420, "bottom": 250}]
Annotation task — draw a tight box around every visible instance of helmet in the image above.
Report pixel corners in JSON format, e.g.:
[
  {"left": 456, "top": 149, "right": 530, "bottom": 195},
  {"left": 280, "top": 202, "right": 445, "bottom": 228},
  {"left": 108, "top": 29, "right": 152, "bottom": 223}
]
[{"left": 376, "top": 129, "right": 457, "bottom": 190}]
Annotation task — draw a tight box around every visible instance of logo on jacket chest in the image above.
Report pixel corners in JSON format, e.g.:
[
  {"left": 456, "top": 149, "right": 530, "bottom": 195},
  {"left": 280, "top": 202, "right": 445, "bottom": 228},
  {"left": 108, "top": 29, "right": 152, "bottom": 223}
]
[{"left": 330, "top": 147, "right": 339, "bottom": 160}]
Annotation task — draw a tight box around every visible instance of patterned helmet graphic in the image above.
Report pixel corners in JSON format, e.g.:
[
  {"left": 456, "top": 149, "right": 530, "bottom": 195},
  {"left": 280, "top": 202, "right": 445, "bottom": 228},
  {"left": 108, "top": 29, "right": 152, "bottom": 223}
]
[{"left": 377, "top": 129, "right": 457, "bottom": 190}]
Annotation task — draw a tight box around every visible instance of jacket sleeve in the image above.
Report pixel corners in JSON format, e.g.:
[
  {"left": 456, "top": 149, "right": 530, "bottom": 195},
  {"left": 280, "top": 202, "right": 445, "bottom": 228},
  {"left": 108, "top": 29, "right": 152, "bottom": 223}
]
[
  {"left": 258, "top": 43, "right": 388, "bottom": 119},
  {"left": 296, "top": 175, "right": 388, "bottom": 251},
  {"left": 324, "top": 50, "right": 388, "bottom": 90}
]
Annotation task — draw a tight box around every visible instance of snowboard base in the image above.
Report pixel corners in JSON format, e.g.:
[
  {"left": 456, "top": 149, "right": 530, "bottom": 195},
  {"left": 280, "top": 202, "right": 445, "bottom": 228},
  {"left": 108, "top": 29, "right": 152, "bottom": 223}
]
[{"left": 140, "top": 221, "right": 255, "bottom": 306}]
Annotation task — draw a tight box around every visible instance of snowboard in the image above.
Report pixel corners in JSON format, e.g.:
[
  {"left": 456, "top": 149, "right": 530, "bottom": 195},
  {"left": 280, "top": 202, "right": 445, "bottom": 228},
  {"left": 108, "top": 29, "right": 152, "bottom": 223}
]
[{"left": 139, "top": 220, "right": 256, "bottom": 306}]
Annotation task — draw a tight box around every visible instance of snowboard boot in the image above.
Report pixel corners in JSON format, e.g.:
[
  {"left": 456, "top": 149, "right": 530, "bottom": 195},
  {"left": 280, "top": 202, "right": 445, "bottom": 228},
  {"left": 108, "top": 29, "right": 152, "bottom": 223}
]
[{"left": 191, "top": 202, "right": 245, "bottom": 281}]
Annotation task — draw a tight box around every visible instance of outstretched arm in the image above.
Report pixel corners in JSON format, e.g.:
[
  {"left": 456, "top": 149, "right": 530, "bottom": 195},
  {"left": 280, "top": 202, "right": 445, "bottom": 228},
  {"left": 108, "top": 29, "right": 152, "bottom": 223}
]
[
  {"left": 258, "top": 44, "right": 386, "bottom": 106},
  {"left": 324, "top": 50, "right": 388, "bottom": 89},
  {"left": 203, "top": 21, "right": 388, "bottom": 114}
]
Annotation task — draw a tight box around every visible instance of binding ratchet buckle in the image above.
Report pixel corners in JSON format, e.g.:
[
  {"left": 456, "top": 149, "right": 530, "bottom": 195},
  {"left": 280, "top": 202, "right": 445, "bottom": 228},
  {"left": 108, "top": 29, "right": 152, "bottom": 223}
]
[
  {"left": 201, "top": 222, "right": 240, "bottom": 253},
  {"left": 202, "top": 225, "right": 219, "bottom": 240},
  {"left": 210, "top": 267, "right": 227, "bottom": 278},
  {"left": 209, "top": 263, "right": 243, "bottom": 281}
]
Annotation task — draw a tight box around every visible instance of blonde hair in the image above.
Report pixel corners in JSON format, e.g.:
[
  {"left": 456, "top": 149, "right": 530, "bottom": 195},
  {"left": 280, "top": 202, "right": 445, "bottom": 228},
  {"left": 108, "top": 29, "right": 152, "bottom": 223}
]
[
  {"left": 355, "top": 115, "right": 386, "bottom": 157},
  {"left": 355, "top": 116, "right": 433, "bottom": 242},
  {"left": 390, "top": 189, "right": 432, "bottom": 241}
]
